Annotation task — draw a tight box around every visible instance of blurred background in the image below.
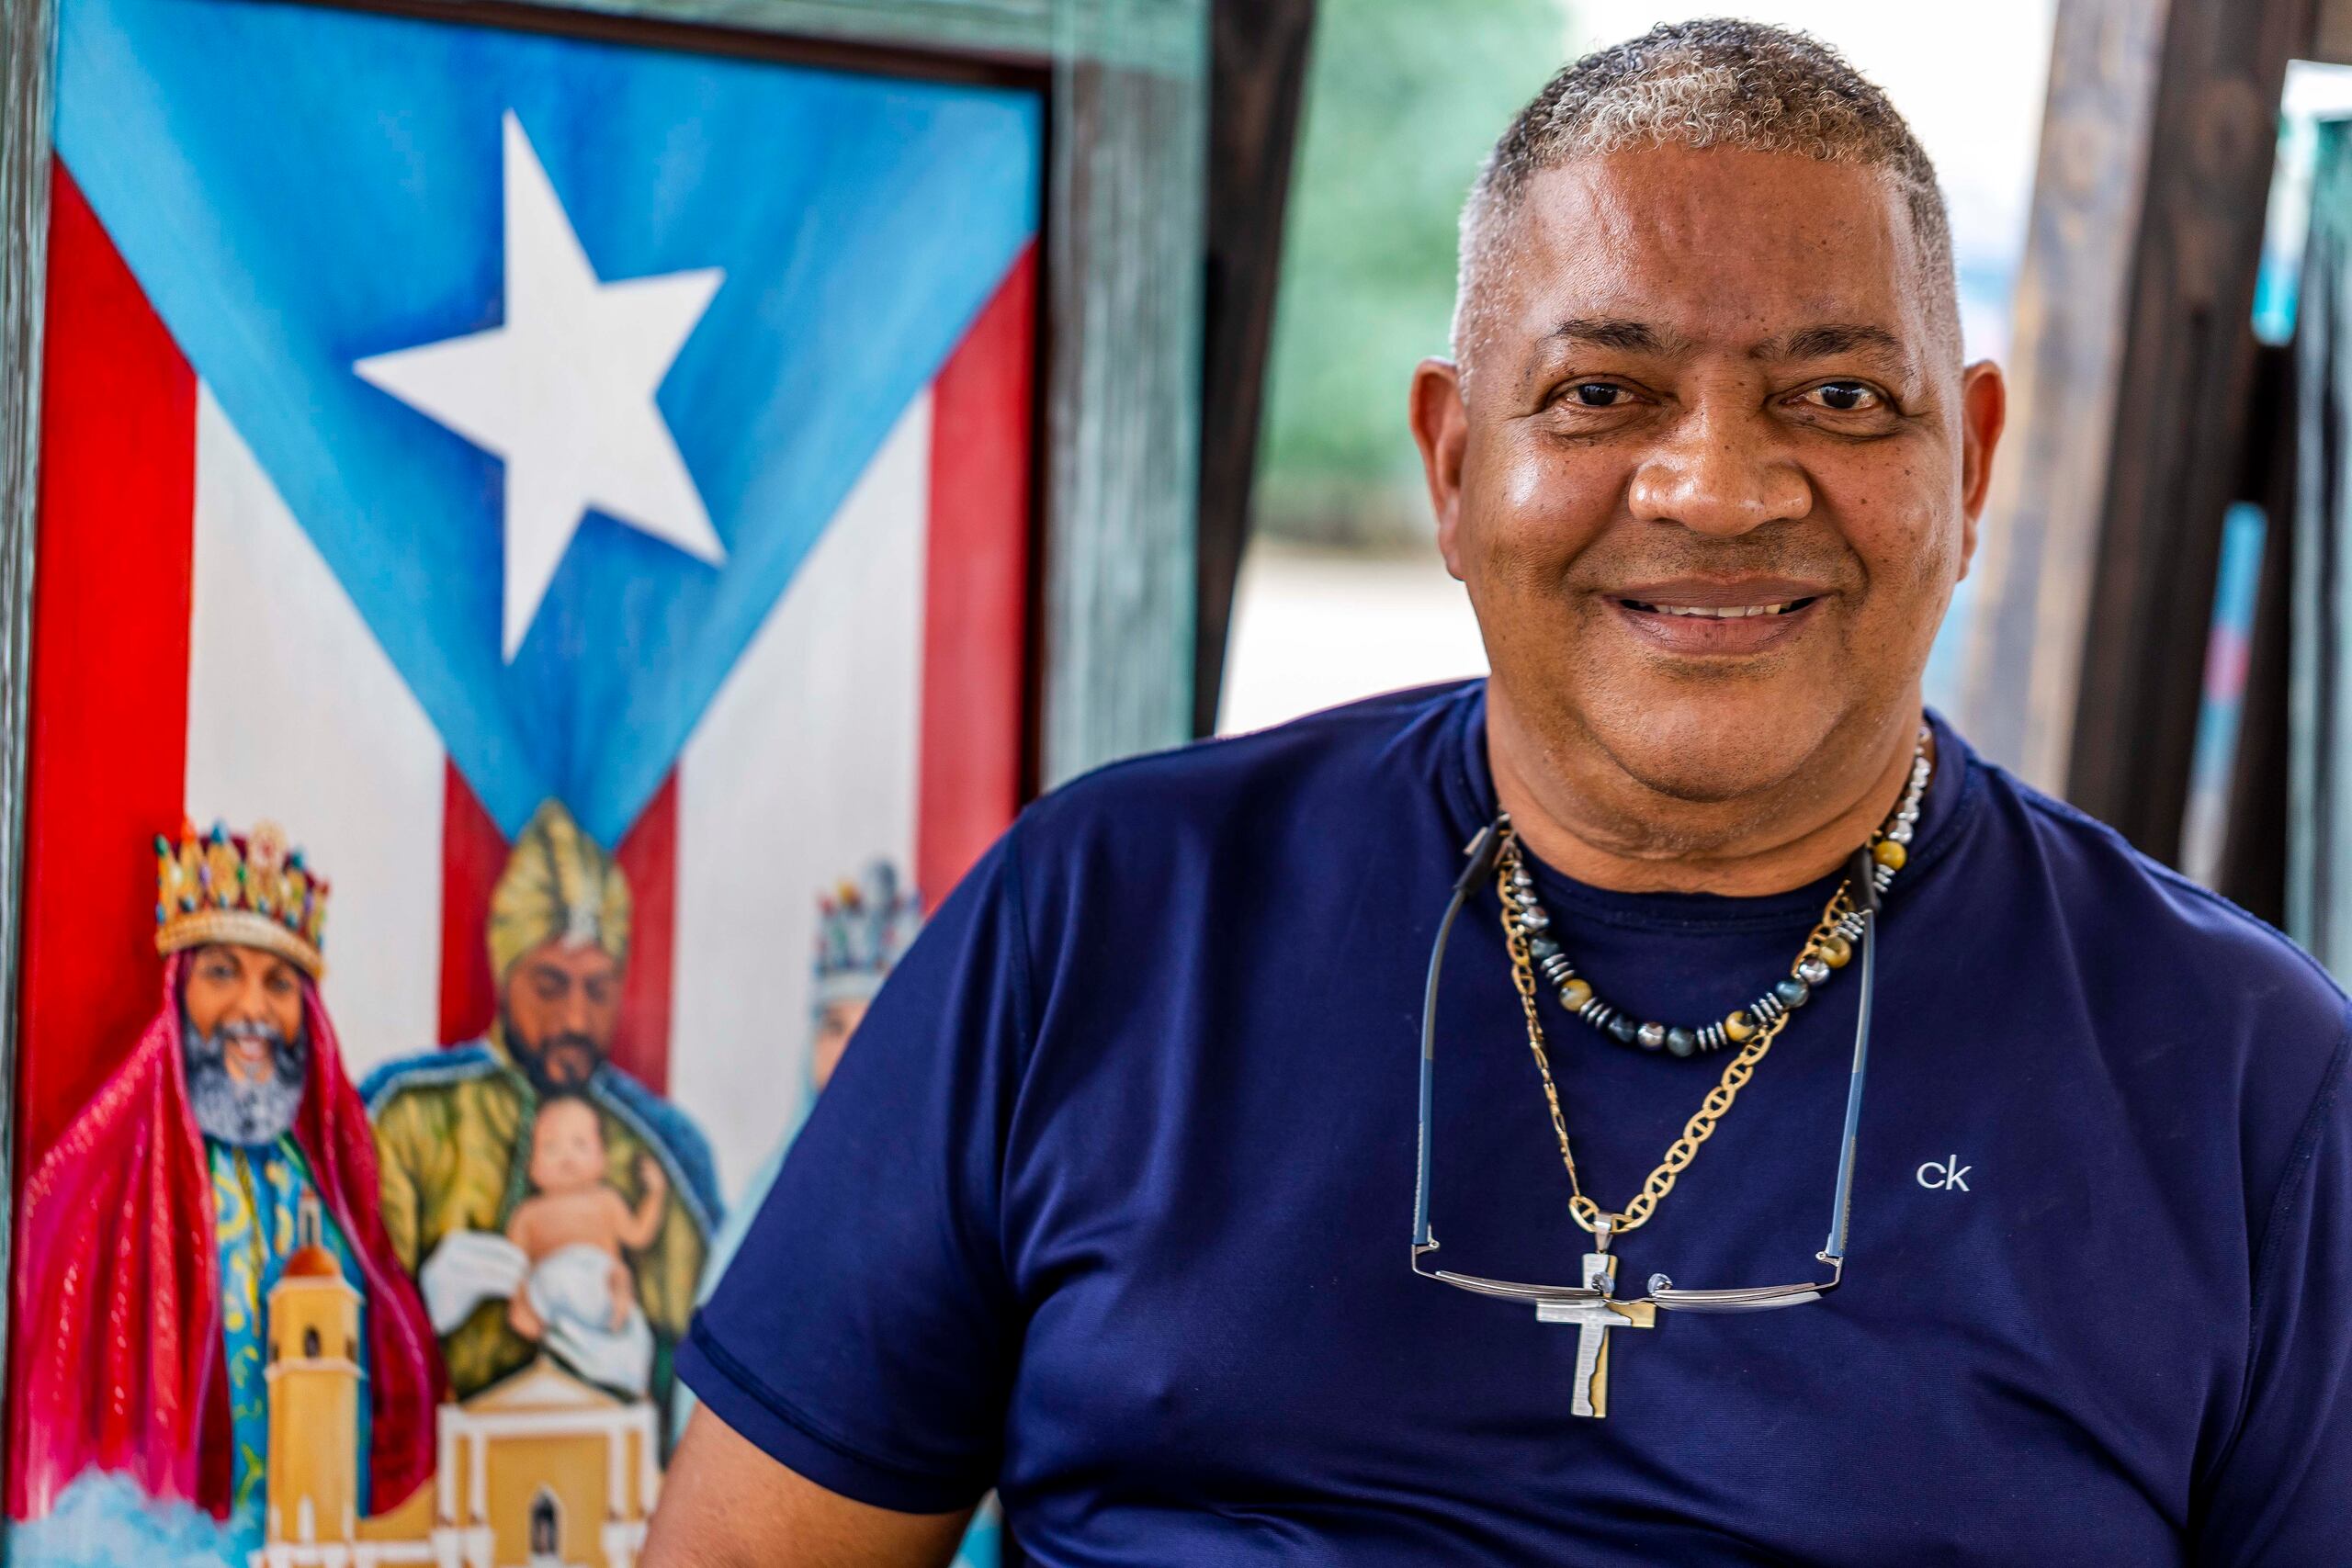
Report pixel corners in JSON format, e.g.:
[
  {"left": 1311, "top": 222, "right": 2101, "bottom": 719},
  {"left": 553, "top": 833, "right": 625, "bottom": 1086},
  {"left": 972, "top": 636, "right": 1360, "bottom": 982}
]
[{"left": 1224, "top": 0, "right": 2060, "bottom": 733}]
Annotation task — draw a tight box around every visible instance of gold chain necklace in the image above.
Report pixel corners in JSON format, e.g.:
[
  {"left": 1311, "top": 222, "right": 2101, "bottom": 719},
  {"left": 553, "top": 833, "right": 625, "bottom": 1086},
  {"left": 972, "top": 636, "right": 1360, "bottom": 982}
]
[
  {"left": 1491, "top": 729, "right": 1927, "bottom": 1243},
  {"left": 1495, "top": 838, "right": 1861, "bottom": 1238}
]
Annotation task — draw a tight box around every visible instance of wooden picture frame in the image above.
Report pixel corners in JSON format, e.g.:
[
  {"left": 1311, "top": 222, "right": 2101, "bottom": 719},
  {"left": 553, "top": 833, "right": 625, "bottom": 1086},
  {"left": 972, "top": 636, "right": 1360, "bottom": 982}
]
[{"left": 0, "top": 0, "right": 1211, "bottom": 1543}]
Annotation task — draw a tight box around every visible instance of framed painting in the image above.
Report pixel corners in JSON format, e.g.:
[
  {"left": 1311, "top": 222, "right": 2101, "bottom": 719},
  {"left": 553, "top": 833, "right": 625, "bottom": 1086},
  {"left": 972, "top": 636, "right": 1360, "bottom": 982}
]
[{"left": 0, "top": 0, "right": 1210, "bottom": 1563}]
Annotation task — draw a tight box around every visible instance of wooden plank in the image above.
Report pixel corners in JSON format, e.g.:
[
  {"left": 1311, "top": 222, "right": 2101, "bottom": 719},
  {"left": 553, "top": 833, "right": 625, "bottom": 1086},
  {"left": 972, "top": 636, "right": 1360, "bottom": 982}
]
[
  {"left": 1964, "top": 0, "right": 2315, "bottom": 865},
  {"left": 324, "top": 0, "right": 1057, "bottom": 80},
  {"left": 398, "top": 0, "right": 1199, "bottom": 71},
  {"left": 1959, "top": 0, "right": 2168, "bottom": 784},
  {"left": 0, "top": 0, "right": 55, "bottom": 1502},
  {"left": 2287, "top": 120, "right": 2352, "bottom": 962},
  {"left": 1037, "top": 18, "right": 1212, "bottom": 783},
  {"left": 1193, "top": 0, "right": 1314, "bottom": 738},
  {"left": 2216, "top": 349, "right": 2296, "bottom": 922},
  {"left": 2313, "top": 0, "right": 2352, "bottom": 63},
  {"left": 2062, "top": 0, "right": 2315, "bottom": 863}
]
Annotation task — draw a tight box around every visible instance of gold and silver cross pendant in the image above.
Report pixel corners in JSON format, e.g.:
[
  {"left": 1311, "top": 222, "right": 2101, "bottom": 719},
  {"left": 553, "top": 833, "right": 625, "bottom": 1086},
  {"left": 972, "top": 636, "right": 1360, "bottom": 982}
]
[{"left": 1535, "top": 1247, "right": 1656, "bottom": 1418}]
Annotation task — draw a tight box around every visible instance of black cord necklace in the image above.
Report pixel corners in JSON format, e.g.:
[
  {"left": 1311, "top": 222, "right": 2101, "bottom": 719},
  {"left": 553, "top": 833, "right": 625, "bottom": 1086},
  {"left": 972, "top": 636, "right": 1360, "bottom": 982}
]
[{"left": 1505, "top": 726, "right": 1929, "bottom": 1057}]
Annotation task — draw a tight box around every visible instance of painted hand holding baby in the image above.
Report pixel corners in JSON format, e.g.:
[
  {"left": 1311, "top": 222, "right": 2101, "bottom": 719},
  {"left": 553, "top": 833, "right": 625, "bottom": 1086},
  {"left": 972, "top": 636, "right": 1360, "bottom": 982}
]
[{"left": 636, "top": 1148, "right": 668, "bottom": 1214}]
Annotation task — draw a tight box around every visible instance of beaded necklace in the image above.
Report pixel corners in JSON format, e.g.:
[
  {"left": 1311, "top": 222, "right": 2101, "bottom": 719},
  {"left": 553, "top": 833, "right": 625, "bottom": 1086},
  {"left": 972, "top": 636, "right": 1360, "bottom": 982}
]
[{"left": 1505, "top": 727, "right": 1931, "bottom": 1059}]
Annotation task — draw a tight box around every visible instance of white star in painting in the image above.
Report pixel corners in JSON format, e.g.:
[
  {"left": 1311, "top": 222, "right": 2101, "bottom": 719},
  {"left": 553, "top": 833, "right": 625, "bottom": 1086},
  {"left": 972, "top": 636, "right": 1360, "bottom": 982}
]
[{"left": 357, "top": 110, "right": 726, "bottom": 660}]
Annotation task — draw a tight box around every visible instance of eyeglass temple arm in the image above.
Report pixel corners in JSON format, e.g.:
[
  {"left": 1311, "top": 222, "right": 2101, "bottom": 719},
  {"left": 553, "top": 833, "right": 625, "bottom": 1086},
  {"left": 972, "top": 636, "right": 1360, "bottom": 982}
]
[
  {"left": 1820, "top": 842, "right": 1881, "bottom": 1267},
  {"left": 1648, "top": 1266, "right": 1840, "bottom": 1313},
  {"left": 1415, "top": 817, "right": 1507, "bottom": 1253}
]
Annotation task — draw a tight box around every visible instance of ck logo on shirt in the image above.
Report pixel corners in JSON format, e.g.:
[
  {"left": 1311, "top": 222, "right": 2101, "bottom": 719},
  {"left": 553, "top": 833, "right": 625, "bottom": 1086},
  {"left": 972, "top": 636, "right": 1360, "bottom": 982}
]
[{"left": 1917, "top": 1155, "right": 1972, "bottom": 1191}]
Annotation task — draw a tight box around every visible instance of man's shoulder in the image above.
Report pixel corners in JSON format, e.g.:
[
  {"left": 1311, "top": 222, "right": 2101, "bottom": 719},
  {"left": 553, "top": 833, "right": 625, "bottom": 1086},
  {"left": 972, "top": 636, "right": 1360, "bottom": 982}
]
[
  {"left": 359, "top": 1041, "right": 504, "bottom": 1114},
  {"left": 1970, "top": 753, "right": 2347, "bottom": 1032},
  {"left": 1017, "top": 681, "right": 1477, "bottom": 858}
]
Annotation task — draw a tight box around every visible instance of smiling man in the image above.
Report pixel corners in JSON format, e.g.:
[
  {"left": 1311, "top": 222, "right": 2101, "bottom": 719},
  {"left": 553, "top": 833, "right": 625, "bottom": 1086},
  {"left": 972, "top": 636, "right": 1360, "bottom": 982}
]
[{"left": 653, "top": 22, "right": 2352, "bottom": 1565}]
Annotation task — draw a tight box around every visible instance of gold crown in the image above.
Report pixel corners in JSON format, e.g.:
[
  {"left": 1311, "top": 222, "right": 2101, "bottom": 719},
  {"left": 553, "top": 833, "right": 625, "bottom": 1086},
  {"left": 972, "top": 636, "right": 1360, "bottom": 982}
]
[{"left": 154, "top": 819, "right": 329, "bottom": 980}]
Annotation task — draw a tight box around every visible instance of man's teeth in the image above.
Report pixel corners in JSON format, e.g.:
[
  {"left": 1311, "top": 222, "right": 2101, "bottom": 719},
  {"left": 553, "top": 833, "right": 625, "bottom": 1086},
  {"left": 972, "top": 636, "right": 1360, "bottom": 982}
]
[{"left": 1623, "top": 600, "right": 1804, "bottom": 618}]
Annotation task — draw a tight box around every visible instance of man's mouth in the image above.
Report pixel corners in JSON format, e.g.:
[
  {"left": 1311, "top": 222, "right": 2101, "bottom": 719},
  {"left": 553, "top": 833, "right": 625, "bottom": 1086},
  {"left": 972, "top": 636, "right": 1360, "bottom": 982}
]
[
  {"left": 541, "top": 1037, "right": 600, "bottom": 1085},
  {"left": 1616, "top": 596, "right": 1818, "bottom": 619},
  {"left": 1607, "top": 581, "right": 1829, "bottom": 653}
]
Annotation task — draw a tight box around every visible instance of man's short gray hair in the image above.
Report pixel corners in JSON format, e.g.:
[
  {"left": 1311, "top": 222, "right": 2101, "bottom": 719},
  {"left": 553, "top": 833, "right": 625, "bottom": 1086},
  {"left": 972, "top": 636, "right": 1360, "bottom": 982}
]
[{"left": 1453, "top": 18, "right": 1957, "bottom": 365}]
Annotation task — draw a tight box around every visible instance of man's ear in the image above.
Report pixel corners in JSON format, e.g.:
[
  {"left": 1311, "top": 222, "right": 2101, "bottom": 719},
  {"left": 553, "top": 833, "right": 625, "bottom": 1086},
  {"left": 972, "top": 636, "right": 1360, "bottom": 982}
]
[
  {"left": 1411, "top": 357, "right": 1471, "bottom": 579},
  {"left": 1955, "top": 359, "right": 2007, "bottom": 577}
]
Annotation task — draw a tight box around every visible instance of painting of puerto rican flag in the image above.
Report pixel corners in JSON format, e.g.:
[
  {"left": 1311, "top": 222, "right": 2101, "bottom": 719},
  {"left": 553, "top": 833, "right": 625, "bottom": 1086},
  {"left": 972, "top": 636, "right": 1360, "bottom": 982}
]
[{"left": 14, "top": 0, "right": 1042, "bottom": 1211}]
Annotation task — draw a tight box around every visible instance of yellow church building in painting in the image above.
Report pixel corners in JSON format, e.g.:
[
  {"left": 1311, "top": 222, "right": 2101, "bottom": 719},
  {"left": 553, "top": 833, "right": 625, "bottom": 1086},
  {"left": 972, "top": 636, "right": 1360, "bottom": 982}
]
[{"left": 252, "top": 1222, "right": 660, "bottom": 1568}]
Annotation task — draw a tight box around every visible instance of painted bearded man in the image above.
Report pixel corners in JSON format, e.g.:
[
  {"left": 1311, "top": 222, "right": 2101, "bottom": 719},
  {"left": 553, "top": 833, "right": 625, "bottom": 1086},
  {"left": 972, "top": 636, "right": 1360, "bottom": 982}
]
[
  {"left": 364, "top": 800, "right": 719, "bottom": 1410},
  {"left": 7, "top": 823, "right": 442, "bottom": 1543},
  {"left": 655, "top": 21, "right": 2352, "bottom": 1567}
]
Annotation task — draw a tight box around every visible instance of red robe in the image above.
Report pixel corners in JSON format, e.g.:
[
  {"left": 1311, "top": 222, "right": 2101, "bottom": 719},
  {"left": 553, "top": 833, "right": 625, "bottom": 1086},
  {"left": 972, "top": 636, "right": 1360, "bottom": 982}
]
[{"left": 6, "top": 953, "right": 445, "bottom": 1520}]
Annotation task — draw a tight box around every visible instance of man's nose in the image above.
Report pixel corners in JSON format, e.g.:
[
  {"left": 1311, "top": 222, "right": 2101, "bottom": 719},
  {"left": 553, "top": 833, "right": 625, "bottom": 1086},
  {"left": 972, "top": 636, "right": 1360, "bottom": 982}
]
[
  {"left": 222, "top": 972, "right": 272, "bottom": 1027},
  {"left": 1626, "top": 407, "right": 1811, "bottom": 536}
]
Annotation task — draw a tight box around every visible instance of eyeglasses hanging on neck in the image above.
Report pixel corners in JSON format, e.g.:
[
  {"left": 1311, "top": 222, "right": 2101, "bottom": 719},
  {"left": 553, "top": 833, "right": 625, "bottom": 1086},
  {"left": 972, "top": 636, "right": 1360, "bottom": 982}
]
[{"left": 1409, "top": 817, "right": 1883, "bottom": 1314}]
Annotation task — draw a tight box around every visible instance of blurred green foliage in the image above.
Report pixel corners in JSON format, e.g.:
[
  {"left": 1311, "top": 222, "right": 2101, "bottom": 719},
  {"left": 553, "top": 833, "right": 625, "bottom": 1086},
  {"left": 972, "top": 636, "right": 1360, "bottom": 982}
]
[{"left": 1256, "top": 0, "right": 1568, "bottom": 547}]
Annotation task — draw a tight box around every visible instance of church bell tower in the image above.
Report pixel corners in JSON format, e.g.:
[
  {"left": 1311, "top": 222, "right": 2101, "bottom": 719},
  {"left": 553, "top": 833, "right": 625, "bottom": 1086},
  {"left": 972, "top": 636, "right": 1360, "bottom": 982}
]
[{"left": 264, "top": 1191, "right": 363, "bottom": 1547}]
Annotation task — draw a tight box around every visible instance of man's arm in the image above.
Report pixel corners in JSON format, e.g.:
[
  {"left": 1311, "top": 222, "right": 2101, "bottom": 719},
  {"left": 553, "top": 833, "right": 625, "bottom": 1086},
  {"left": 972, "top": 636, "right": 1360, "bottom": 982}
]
[
  {"left": 2193, "top": 1018, "right": 2352, "bottom": 1562},
  {"left": 642, "top": 1406, "right": 973, "bottom": 1568}
]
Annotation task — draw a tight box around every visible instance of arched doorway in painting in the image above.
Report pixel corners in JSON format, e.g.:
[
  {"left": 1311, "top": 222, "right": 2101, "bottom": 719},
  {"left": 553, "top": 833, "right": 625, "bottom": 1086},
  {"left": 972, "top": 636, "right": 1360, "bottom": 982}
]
[{"left": 528, "top": 1485, "right": 561, "bottom": 1561}]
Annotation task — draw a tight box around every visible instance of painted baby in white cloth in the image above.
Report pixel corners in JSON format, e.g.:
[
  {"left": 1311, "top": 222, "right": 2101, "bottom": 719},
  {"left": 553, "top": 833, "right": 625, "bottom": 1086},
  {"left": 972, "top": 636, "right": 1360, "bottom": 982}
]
[{"left": 506, "top": 1093, "right": 668, "bottom": 1342}]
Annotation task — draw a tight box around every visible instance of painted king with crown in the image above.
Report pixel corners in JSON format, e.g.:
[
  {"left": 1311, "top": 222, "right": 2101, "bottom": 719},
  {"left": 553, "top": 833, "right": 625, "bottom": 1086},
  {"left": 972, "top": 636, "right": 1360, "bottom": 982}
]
[
  {"left": 7, "top": 822, "right": 444, "bottom": 1546},
  {"left": 363, "top": 801, "right": 719, "bottom": 1418}
]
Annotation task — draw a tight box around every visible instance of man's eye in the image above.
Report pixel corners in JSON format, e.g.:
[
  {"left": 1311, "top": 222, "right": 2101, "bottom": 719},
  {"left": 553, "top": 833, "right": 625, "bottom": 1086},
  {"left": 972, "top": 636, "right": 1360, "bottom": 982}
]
[
  {"left": 1569, "top": 382, "right": 1628, "bottom": 408},
  {"left": 1804, "top": 381, "right": 1883, "bottom": 412}
]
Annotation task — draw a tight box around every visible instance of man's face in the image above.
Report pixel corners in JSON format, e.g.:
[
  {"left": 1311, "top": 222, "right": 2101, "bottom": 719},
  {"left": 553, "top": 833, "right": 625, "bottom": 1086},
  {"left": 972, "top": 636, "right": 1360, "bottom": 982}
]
[
  {"left": 503, "top": 940, "right": 621, "bottom": 1091},
  {"left": 181, "top": 943, "right": 309, "bottom": 1145},
  {"left": 1416, "top": 146, "right": 2004, "bottom": 806},
  {"left": 183, "top": 942, "right": 304, "bottom": 1079}
]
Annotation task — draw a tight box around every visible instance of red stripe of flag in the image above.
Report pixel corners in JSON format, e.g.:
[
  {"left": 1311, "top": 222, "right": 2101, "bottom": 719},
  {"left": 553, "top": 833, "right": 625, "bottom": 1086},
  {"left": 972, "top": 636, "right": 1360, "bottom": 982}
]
[
  {"left": 14, "top": 162, "right": 198, "bottom": 1174},
  {"left": 919, "top": 244, "right": 1036, "bottom": 911},
  {"left": 435, "top": 762, "right": 677, "bottom": 1095},
  {"left": 435, "top": 761, "right": 504, "bottom": 1048},
  {"left": 610, "top": 773, "right": 676, "bottom": 1091}
]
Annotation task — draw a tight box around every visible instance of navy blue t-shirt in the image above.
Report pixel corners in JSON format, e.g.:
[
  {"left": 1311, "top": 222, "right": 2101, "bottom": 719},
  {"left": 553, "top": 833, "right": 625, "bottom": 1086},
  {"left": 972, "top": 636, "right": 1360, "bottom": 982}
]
[{"left": 684, "top": 682, "right": 2352, "bottom": 1564}]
